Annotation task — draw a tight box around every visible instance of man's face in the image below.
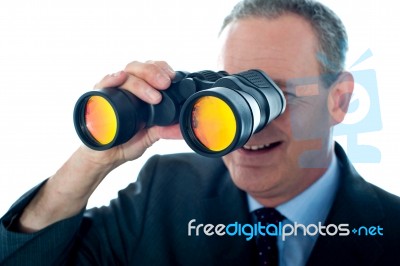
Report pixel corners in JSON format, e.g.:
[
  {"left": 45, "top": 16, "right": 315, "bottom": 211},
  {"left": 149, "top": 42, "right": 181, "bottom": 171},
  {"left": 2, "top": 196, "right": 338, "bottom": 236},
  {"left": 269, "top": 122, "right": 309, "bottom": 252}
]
[{"left": 219, "top": 15, "right": 335, "bottom": 206}]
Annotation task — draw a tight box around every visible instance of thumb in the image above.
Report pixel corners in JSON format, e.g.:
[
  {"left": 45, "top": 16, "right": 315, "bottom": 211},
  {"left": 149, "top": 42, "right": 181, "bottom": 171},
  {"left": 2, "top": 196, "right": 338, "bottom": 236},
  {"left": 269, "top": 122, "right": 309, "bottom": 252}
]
[{"left": 154, "top": 124, "right": 183, "bottom": 140}]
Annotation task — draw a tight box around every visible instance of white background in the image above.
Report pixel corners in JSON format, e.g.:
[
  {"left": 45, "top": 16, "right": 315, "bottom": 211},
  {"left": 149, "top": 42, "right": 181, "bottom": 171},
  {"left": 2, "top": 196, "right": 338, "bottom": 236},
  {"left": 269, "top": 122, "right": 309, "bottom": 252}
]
[{"left": 0, "top": 0, "right": 399, "bottom": 215}]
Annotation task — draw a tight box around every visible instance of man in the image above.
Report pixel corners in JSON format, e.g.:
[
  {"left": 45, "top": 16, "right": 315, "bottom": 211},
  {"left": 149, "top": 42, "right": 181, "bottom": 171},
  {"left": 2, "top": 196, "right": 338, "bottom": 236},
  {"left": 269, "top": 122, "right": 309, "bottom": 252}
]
[{"left": 1, "top": 0, "right": 400, "bottom": 265}]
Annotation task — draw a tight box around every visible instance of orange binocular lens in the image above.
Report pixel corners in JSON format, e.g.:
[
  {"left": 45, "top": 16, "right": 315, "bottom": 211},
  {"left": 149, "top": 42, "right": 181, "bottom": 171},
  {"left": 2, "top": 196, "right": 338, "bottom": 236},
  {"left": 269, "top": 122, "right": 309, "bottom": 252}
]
[
  {"left": 180, "top": 87, "right": 258, "bottom": 157},
  {"left": 84, "top": 95, "right": 117, "bottom": 145},
  {"left": 191, "top": 96, "right": 236, "bottom": 152},
  {"left": 73, "top": 87, "right": 147, "bottom": 150}
]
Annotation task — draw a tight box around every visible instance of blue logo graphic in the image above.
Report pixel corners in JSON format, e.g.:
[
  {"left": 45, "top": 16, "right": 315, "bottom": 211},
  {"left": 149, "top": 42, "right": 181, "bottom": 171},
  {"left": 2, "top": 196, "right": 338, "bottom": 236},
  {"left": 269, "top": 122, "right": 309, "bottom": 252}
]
[
  {"left": 334, "top": 49, "right": 382, "bottom": 163},
  {"left": 287, "top": 49, "right": 382, "bottom": 167}
]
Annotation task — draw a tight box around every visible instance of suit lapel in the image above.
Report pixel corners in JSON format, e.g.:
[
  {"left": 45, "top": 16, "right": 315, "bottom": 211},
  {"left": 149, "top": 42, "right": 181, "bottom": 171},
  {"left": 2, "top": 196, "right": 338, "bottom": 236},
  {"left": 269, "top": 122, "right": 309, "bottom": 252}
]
[
  {"left": 307, "top": 143, "right": 384, "bottom": 265},
  {"left": 198, "top": 168, "right": 256, "bottom": 265}
]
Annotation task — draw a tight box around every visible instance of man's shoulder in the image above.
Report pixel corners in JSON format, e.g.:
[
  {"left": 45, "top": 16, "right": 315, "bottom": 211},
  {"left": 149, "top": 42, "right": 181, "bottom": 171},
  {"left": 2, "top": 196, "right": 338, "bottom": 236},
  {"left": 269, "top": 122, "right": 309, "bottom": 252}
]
[
  {"left": 332, "top": 143, "right": 400, "bottom": 224},
  {"left": 369, "top": 182, "right": 400, "bottom": 218},
  {"left": 309, "top": 144, "right": 400, "bottom": 265}
]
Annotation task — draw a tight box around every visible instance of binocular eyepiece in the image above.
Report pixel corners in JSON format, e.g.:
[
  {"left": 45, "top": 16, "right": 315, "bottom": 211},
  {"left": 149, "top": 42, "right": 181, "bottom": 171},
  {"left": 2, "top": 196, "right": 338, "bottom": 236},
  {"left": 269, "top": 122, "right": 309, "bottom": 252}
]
[{"left": 73, "top": 69, "right": 286, "bottom": 157}]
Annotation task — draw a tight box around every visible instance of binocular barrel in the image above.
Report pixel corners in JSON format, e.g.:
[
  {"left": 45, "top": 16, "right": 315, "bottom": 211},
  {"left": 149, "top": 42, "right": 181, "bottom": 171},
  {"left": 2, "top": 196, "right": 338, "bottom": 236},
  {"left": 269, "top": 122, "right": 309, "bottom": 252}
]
[{"left": 73, "top": 69, "right": 286, "bottom": 157}]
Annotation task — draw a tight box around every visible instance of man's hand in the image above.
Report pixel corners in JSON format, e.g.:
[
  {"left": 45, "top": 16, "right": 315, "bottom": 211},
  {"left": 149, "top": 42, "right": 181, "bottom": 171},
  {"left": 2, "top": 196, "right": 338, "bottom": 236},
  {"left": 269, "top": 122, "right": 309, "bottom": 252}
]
[
  {"left": 17, "top": 60, "right": 180, "bottom": 233},
  {"left": 81, "top": 60, "right": 182, "bottom": 168}
]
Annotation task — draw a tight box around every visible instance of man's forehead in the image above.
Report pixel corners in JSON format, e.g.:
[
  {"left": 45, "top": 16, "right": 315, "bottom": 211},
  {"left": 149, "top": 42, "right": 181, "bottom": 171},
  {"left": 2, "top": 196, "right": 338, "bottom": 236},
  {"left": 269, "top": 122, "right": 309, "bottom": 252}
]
[{"left": 218, "top": 16, "right": 321, "bottom": 82}]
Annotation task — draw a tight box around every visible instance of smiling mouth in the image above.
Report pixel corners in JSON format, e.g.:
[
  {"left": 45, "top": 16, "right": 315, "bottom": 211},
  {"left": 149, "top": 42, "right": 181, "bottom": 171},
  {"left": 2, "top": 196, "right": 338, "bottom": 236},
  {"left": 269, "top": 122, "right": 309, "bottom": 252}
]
[{"left": 242, "top": 141, "right": 283, "bottom": 152}]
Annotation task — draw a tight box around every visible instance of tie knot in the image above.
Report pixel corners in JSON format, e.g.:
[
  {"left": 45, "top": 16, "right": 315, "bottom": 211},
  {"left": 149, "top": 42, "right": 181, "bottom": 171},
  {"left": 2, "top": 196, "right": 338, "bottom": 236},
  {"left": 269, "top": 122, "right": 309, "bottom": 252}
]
[{"left": 253, "top": 207, "right": 285, "bottom": 225}]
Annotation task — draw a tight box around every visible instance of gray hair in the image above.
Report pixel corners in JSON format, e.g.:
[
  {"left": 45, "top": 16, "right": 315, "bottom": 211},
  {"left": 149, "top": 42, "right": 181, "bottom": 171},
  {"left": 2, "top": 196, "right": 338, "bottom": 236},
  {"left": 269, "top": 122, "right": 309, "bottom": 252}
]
[{"left": 221, "top": 0, "right": 348, "bottom": 87}]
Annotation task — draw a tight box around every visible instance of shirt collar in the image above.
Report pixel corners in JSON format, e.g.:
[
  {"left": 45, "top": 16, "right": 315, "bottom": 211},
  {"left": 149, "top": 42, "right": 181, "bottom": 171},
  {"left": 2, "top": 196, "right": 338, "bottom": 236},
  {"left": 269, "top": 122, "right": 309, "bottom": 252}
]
[{"left": 247, "top": 154, "right": 339, "bottom": 226}]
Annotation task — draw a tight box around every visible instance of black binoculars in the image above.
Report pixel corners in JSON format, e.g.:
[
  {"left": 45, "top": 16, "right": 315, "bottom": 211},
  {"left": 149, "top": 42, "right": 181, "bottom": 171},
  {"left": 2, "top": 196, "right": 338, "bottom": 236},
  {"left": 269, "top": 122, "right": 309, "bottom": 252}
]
[{"left": 73, "top": 69, "right": 286, "bottom": 157}]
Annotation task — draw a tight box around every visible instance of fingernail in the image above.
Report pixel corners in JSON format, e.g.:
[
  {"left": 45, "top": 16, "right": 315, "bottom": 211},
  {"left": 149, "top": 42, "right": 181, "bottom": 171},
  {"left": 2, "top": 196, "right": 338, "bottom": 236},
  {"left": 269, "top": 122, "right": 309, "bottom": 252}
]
[{"left": 111, "top": 71, "right": 123, "bottom": 77}]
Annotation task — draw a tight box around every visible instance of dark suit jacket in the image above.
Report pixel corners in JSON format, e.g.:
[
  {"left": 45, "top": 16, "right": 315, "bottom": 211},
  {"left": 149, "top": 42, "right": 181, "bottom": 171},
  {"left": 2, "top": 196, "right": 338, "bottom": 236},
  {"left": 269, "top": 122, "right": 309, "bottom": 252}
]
[{"left": 1, "top": 143, "right": 400, "bottom": 265}]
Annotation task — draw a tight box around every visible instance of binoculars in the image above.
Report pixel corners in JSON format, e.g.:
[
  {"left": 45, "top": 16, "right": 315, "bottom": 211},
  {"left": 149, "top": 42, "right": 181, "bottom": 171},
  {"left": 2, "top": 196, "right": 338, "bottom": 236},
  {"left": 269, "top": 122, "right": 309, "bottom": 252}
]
[{"left": 73, "top": 69, "right": 286, "bottom": 157}]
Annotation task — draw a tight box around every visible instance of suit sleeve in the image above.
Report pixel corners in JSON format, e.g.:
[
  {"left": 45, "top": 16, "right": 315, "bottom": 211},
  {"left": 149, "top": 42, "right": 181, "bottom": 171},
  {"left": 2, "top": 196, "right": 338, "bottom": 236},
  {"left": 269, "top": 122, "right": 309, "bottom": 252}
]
[
  {"left": 0, "top": 180, "right": 85, "bottom": 265},
  {"left": 0, "top": 155, "right": 161, "bottom": 266}
]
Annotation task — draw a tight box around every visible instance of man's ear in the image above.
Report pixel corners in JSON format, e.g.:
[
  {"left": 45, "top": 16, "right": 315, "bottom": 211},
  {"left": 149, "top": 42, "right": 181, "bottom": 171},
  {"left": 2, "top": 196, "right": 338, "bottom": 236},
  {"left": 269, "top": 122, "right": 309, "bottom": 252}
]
[{"left": 328, "top": 71, "right": 355, "bottom": 126}]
